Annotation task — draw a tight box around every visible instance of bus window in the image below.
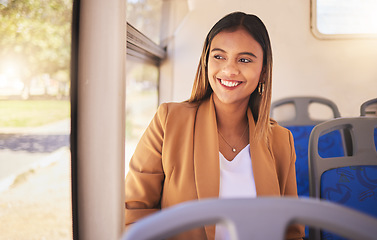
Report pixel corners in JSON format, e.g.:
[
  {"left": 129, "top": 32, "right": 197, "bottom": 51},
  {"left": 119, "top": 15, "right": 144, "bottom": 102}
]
[
  {"left": 127, "top": 0, "right": 163, "bottom": 44},
  {"left": 0, "top": 0, "right": 72, "bottom": 239},
  {"left": 311, "top": 0, "right": 377, "bottom": 39},
  {"left": 125, "top": 59, "right": 159, "bottom": 174},
  {"left": 125, "top": 0, "right": 165, "bottom": 174}
]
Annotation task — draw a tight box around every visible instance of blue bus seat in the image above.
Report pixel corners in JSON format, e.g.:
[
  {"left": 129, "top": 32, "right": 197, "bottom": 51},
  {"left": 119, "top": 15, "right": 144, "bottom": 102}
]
[
  {"left": 270, "top": 97, "right": 343, "bottom": 198},
  {"left": 309, "top": 117, "right": 377, "bottom": 240}
]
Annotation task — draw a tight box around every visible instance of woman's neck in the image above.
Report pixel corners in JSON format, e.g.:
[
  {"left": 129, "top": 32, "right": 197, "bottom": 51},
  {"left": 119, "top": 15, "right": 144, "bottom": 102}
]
[
  {"left": 213, "top": 95, "right": 250, "bottom": 160},
  {"left": 213, "top": 96, "right": 249, "bottom": 134}
]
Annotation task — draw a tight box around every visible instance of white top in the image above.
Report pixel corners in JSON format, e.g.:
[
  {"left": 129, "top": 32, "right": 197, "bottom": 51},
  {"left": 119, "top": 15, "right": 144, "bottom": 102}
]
[{"left": 215, "top": 144, "right": 257, "bottom": 240}]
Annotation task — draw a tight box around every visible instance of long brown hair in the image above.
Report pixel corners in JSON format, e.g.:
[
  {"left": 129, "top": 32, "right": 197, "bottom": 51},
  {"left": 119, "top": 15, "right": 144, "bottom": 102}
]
[{"left": 188, "top": 12, "right": 273, "bottom": 142}]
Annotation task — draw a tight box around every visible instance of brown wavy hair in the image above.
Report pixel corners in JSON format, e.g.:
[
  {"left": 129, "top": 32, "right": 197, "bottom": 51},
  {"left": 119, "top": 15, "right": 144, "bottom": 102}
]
[{"left": 188, "top": 12, "right": 273, "bottom": 142}]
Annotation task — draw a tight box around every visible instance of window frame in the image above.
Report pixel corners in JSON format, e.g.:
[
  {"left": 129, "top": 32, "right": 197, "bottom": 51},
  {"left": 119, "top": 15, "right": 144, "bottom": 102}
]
[
  {"left": 126, "top": 22, "right": 166, "bottom": 64},
  {"left": 71, "top": 1, "right": 166, "bottom": 239}
]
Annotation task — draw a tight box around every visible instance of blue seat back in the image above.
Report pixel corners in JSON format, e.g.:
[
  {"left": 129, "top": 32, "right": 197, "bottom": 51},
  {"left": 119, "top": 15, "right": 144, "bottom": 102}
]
[
  {"left": 271, "top": 97, "right": 341, "bottom": 197},
  {"left": 287, "top": 125, "right": 345, "bottom": 198},
  {"left": 321, "top": 166, "right": 377, "bottom": 214},
  {"left": 320, "top": 165, "right": 377, "bottom": 240},
  {"left": 309, "top": 117, "right": 377, "bottom": 240},
  {"left": 271, "top": 97, "right": 342, "bottom": 238}
]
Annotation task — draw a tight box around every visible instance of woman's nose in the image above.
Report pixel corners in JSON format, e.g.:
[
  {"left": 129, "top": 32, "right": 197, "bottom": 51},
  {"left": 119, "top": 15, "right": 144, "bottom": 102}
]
[{"left": 222, "top": 61, "right": 240, "bottom": 76}]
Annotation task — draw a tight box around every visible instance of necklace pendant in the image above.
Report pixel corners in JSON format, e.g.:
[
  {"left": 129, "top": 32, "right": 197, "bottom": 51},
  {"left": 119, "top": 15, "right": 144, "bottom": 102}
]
[{"left": 232, "top": 148, "right": 236, "bottom": 152}]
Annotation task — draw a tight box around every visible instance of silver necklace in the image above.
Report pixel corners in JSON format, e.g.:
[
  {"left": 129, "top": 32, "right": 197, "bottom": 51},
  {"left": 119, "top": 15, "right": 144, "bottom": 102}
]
[{"left": 218, "top": 125, "right": 248, "bottom": 152}]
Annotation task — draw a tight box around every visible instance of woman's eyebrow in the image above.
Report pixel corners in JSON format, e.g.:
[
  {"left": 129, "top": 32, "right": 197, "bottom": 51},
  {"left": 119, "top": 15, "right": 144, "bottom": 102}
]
[
  {"left": 211, "top": 48, "right": 226, "bottom": 53},
  {"left": 239, "top": 52, "right": 257, "bottom": 58},
  {"left": 211, "top": 48, "right": 257, "bottom": 58}
]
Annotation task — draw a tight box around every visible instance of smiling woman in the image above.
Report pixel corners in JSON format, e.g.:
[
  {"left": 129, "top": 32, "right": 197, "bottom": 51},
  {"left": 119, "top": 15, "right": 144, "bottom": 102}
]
[
  {"left": 125, "top": 12, "right": 304, "bottom": 240},
  {"left": 2, "top": 0, "right": 377, "bottom": 239}
]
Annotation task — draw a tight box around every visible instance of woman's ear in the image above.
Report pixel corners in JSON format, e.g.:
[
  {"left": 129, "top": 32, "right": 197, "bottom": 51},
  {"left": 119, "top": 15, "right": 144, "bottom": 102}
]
[{"left": 259, "top": 66, "right": 267, "bottom": 83}]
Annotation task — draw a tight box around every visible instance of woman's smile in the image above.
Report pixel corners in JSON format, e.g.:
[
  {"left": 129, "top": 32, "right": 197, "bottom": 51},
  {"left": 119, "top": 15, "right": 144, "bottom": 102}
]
[{"left": 218, "top": 78, "right": 243, "bottom": 88}]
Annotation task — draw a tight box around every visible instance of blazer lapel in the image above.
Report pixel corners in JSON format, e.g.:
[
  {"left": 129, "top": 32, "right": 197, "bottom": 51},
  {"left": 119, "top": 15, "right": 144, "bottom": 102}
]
[
  {"left": 193, "top": 96, "right": 220, "bottom": 200},
  {"left": 193, "top": 96, "right": 219, "bottom": 240},
  {"left": 247, "top": 109, "right": 280, "bottom": 196}
]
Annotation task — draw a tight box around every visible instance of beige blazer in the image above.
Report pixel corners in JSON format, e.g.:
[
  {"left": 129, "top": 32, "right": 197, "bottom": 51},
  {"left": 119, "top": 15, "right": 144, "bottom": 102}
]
[{"left": 125, "top": 96, "right": 304, "bottom": 239}]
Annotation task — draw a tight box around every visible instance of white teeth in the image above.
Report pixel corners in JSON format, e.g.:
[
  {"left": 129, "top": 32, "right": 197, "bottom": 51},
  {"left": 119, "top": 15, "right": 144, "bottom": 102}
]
[{"left": 220, "top": 79, "right": 240, "bottom": 87}]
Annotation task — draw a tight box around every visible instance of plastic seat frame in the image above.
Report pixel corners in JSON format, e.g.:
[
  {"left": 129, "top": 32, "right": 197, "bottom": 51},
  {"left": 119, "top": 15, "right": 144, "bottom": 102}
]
[
  {"left": 270, "top": 96, "right": 341, "bottom": 126},
  {"left": 360, "top": 98, "right": 377, "bottom": 116},
  {"left": 121, "top": 197, "right": 377, "bottom": 240}
]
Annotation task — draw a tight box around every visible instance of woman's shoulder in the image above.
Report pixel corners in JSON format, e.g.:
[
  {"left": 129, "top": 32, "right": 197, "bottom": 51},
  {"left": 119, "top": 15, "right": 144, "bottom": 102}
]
[
  {"left": 268, "top": 119, "right": 295, "bottom": 159},
  {"left": 268, "top": 119, "right": 294, "bottom": 145},
  {"left": 156, "top": 100, "right": 200, "bottom": 122},
  {"left": 159, "top": 100, "right": 199, "bottom": 113},
  {"left": 270, "top": 119, "right": 289, "bottom": 133}
]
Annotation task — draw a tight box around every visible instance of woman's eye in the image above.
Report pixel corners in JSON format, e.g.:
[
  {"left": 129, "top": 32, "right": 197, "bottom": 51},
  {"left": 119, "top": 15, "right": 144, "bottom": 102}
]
[
  {"left": 239, "top": 58, "right": 252, "bottom": 63},
  {"left": 214, "top": 55, "right": 224, "bottom": 60}
]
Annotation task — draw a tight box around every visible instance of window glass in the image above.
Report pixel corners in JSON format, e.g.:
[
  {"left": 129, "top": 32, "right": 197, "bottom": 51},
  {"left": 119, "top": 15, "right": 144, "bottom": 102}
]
[
  {"left": 126, "top": 0, "right": 163, "bottom": 44},
  {"left": 125, "top": 59, "right": 159, "bottom": 173},
  {"left": 0, "top": 0, "right": 72, "bottom": 239},
  {"left": 313, "top": 0, "right": 377, "bottom": 37}
]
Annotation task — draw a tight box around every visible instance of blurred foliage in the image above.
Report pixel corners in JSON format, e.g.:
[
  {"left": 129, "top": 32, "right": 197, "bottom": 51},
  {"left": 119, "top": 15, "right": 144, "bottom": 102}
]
[
  {"left": 0, "top": 0, "right": 72, "bottom": 83},
  {"left": 126, "top": 0, "right": 162, "bottom": 44}
]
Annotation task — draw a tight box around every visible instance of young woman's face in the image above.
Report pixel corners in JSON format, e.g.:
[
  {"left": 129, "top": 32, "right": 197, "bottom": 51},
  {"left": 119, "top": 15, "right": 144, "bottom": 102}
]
[{"left": 207, "top": 28, "right": 264, "bottom": 107}]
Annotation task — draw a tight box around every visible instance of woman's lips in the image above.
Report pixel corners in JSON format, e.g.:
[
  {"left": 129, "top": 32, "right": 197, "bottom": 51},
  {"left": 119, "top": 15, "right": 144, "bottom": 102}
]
[{"left": 218, "top": 78, "right": 242, "bottom": 88}]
